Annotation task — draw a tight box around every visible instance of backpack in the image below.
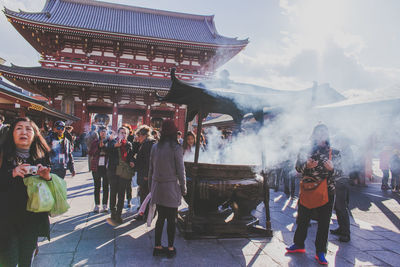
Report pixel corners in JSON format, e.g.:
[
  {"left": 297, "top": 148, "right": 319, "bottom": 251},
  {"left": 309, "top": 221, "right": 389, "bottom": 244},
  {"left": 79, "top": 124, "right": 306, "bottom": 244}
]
[{"left": 299, "top": 149, "right": 331, "bottom": 209}]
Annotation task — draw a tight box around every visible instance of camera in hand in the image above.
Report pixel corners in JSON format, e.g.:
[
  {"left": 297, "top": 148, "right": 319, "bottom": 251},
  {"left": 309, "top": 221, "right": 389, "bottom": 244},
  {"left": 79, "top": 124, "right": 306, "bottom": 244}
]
[{"left": 27, "top": 166, "right": 38, "bottom": 175}]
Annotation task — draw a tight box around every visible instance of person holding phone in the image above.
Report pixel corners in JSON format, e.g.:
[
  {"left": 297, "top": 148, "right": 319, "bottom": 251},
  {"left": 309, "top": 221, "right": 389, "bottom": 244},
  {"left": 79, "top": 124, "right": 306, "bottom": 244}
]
[
  {"left": 89, "top": 126, "right": 109, "bottom": 213},
  {"left": 106, "top": 126, "right": 134, "bottom": 225},
  {"left": 0, "top": 117, "right": 52, "bottom": 267}
]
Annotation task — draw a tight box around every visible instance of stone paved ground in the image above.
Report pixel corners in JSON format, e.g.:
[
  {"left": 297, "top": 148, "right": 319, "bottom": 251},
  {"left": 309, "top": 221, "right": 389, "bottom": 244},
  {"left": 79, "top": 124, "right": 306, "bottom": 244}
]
[{"left": 33, "top": 156, "right": 400, "bottom": 266}]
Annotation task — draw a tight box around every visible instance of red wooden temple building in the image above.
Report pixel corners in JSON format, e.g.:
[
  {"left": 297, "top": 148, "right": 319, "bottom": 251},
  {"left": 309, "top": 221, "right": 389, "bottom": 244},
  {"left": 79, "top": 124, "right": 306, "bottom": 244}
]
[{"left": 0, "top": 0, "right": 248, "bottom": 133}]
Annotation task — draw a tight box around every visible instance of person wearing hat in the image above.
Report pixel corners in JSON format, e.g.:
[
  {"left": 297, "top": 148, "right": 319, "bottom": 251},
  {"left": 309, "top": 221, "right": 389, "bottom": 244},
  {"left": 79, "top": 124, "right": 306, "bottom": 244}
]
[
  {"left": 148, "top": 120, "right": 186, "bottom": 258},
  {"left": 45, "top": 121, "right": 75, "bottom": 179}
]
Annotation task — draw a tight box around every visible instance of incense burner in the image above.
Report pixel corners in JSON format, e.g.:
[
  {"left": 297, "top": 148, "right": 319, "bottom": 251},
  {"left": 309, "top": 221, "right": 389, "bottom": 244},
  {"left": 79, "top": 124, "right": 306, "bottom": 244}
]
[{"left": 184, "top": 162, "right": 264, "bottom": 220}]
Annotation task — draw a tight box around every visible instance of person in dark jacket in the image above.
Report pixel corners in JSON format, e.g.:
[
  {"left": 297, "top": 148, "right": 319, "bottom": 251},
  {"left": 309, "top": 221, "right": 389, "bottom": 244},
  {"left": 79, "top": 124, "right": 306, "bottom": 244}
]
[
  {"left": 286, "top": 124, "right": 343, "bottom": 265},
  {"left": 134, "top": 125, "right": 156, "bottom": 218},
  {"left": 79, "top": 132, "right": 88, "bottom": 157},
  {"left": 123, "top": 124, "right": 135, "bottom": 208},
  {"left": 0, "top": 117, "right": 52, "bottom": 267},
  {"left": 390, "top": 150, "right": 400, "bottom": 192},
  {"left": 89, "top": 126, "right": 109, "bottom": 213},
  {"left": 64, "top": 126, "right": 74, "bottom": 150},
  {"left": 149, "top": 120, "right": 186, "bottom": 258},
  {"left": 45, "top": 121, "right": 75, "bottom": 179},
  {"left": 106, "top": 126, "right": 135, "bottom": 225},
  {"left": 330, "top": 137, "right": 353, "bottom": 242}
]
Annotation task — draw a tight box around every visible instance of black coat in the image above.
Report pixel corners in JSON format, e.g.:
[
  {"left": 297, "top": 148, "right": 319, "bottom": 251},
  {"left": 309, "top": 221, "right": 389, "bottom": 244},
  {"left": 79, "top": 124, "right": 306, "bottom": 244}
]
[
  {"left": 106, "top": 139, "right": 134, "bottom": 173},
  {"left": 135, "top": 138, "right": 156, "bottom": 185},
  {"left": 0, "top": 154, "right": 51, "bottom": 241}
]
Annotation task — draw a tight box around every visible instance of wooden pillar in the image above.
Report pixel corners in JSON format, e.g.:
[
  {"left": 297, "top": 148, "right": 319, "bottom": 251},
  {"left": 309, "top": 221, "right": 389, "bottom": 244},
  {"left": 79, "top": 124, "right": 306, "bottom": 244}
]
[
  {"left": 144, "top": 105, "right": 151, "bottom": 126},
  {"left": 112, "top": 102, "right": 118, "bottom": 131},
  {"left": 80, "top": 88, "right": 88, "bottom": 133},
  {"left": 194, "top": 110, "right": 204, "bottom": 164},
  {"left": 173, "top": 104, "right": 179, "bottom": 127},
  {"left": 18, "top": 107, "right": 26, "bottom": 117}
]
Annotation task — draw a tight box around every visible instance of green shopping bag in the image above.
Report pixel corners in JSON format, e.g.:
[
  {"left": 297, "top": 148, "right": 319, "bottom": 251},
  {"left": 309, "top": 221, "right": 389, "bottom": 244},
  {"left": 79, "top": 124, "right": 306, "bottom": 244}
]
[
  {"left": 47, "top": 173, "right": 70, "bottom": 217},
  {"left": 24, "top": 175, "right": 55, "bottom": 212}
]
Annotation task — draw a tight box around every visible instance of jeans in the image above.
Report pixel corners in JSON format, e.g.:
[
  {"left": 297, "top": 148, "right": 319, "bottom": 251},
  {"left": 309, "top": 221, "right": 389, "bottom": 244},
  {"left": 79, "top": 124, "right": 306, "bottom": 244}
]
[
  {"left": 382, "top": 169, "right": 389, "bottom": 186},
  {"left": 155, "top": 205, "right": 178, "bottom": 247},
  {"left": 334, "top": 179, "right": 350, "bottom": 236},
  {"left": 0, "top": 231, "right": 38, "bottom": 267},
  {"left": 109, "top": 173, "right": 131, "bottom": 216},
  {"left": 294, "top": 195, "right": 334, "bottom": 253},
  {"left": 93, "top": 166, "right": 109, "bottom": 205}
]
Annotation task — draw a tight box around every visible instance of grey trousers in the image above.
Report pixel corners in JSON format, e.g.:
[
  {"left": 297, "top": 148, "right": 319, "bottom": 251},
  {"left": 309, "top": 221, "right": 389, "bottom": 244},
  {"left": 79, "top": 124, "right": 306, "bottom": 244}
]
[{"left": 334, "top": 178, "right": 350, "bottom": 236}]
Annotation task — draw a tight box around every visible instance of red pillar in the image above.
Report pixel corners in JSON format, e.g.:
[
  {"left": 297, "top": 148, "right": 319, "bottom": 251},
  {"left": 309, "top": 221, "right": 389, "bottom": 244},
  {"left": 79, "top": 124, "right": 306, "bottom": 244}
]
[
  {"left": 81, "top": 100, "right": 88, "bottom": 130},
  {"left": 173, "top": 104, "right": 179, "bottom": 127},
  {"left": 144, "top": 105, "right": 151, "bottom": 126},
  {"left": 178, "top": 107, "right": 186, "bottom": 133},
  {"left": 18, "top": 107, "right": 26, "bottom": 117},
  {"left": 112, "top": 102, "right": 118, "bottom": 131}
]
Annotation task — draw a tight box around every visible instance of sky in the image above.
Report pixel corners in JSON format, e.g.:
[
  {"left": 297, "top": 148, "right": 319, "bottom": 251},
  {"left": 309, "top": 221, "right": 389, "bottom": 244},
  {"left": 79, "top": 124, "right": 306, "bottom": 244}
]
[{"left": 1, "top": 0, "right": 400, "bottom": 100}]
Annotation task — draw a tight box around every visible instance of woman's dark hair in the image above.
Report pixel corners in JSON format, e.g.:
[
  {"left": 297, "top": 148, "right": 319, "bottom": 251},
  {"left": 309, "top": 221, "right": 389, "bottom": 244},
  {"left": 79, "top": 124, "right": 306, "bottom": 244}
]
[
  {"left": 183, "top": 131, "right": 196, "bottom": 151},
  {"left": 159, "top": 120, "right": 178, "bottom": 146},
  {"left": 0, "top": 117, "right": 50, "bottom": 166}
]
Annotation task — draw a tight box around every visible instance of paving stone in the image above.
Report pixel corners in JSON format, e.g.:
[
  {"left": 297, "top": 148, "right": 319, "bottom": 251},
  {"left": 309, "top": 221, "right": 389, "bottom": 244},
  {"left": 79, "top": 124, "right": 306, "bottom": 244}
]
[
  {"left": 373, "top": 230, "right": 400, "bottom": 243},
  {"left": 218, "top": 238, "right": 266, "bottom": 256},
  {"left": 72, "top": 238, "right": 115, "bottom": 266},
  {"left": 337, "top": 246, "right": 387, "bottom": 266},
  {"left": 38, "top": 230, "right": 83, "bottom": 254},
  {"left": 343, "top": 235, "right": 386, "bottom": 251},
  {"left": 233, "top": 254, "right": 279, "bottom": 267},
  {"left": 32, "top": 252, "right": 74, "bottom": 267},
  {"left": 366, "top": 250, "right": 400, "bottom": 266},
  {"left": 370, "top": 239, "right": 400, "bottom": 253},
  {"left": 81, "top": 223, "right": 115, "bottom": 240},
  {"left": 115, "top": 233, "right": 152, "bottom": 251}
]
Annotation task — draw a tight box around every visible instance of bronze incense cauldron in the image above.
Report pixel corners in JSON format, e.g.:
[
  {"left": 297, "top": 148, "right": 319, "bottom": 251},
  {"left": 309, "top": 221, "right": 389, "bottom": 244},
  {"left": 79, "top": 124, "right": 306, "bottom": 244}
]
[{"left": 184, "top": 162, "right": 264, "bottom": 220}]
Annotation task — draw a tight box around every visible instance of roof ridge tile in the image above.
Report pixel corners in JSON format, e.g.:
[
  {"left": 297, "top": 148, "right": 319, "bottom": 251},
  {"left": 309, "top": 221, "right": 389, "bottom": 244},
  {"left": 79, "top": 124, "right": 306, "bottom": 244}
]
[{"left": 60, "top": 0, "right": 214, "bottom": 21}]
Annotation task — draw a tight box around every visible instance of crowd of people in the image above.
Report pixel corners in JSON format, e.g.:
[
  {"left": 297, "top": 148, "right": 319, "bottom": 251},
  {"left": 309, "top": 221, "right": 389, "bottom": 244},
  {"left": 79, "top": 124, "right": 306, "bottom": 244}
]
[{"left": 0, "top": 114, "right": 396, "bottom": 266}]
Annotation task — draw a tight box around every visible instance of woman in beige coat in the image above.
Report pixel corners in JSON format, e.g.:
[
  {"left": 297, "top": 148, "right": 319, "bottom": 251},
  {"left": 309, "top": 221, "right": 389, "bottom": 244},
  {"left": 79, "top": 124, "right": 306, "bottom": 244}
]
[{"left": 148, "top": 120, "right": 186, "bottom": 258}]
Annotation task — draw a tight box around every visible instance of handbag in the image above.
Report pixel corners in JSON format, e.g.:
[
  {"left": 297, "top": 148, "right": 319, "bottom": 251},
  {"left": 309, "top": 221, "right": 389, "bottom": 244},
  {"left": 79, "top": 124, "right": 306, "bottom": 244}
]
[
  {"left": 116, "top": 147, "right": 135, "bottom": 180},
  {"left": 299, "top": 149, "right": 331, "bottom": 209},
  {"left": 47, "top": 173, "right": 70, "bottom": 217},
  {"left": 24, "top": 175, "right": 55, "bottom": 212}
]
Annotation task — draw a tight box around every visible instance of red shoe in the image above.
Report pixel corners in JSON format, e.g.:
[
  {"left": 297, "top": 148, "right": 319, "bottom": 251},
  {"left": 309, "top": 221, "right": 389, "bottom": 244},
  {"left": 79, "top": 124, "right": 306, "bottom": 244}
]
[{"left": 285, "top": 244, "right": 306, "bottom": 253}]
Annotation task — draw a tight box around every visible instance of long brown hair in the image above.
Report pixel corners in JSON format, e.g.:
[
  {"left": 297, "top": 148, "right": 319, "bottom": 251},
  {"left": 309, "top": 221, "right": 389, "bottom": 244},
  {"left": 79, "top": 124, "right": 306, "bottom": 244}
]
[
  {"left": 0, "top": 117, "right": 50, "bottom": 167},
  {"left": 183, "top": 131, "right": 196, "bottom": 151}
]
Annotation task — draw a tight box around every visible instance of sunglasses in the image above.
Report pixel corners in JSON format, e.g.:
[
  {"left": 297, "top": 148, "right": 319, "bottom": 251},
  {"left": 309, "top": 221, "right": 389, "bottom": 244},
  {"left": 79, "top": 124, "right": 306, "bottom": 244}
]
[{"left": 56, "top": 126, "right": 65, "bottom": 130}]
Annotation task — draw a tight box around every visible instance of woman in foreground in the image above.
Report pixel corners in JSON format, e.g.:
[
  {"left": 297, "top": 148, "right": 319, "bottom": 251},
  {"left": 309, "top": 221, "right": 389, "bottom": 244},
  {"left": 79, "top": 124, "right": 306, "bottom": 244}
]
[
  {"left": 148, "top": 120, "right": 186, "bottom": 258},
  {"left": 0, "top": 117, "right": 52, "bottom": 267}
]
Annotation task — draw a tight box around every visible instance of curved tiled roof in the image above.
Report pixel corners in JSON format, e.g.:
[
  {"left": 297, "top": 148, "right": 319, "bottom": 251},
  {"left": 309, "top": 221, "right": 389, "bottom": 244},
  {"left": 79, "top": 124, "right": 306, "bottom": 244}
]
[
  {"left": 0, "top": 64, "right": 172, "bottom": 90},
  {"left": 4, "top": 0, "right": 248, "bottom": 46},
  {"left": 0, "top": 78, "right": 79, "bottom": 121}
]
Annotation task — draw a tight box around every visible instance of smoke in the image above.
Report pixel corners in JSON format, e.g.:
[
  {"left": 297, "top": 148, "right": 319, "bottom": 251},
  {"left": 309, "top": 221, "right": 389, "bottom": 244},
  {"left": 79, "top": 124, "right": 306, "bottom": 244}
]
[{"left": 185, "top": 79, "right": 400, "bottom": 170}]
